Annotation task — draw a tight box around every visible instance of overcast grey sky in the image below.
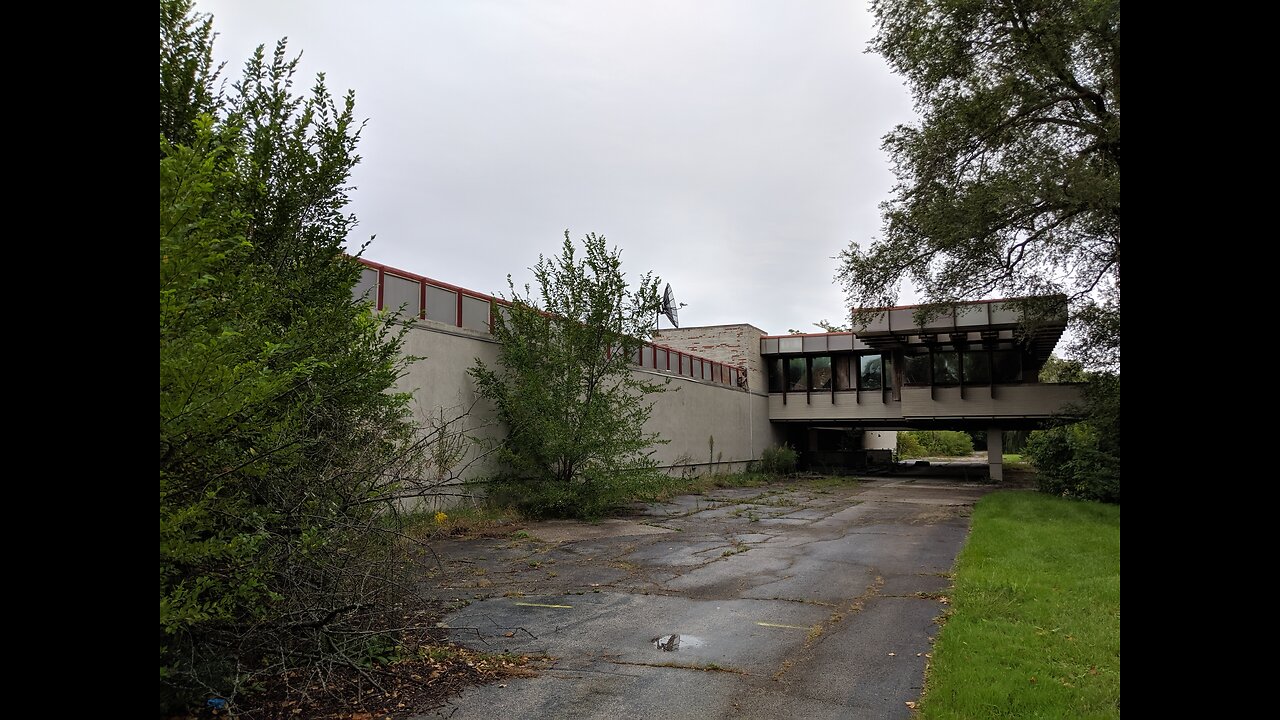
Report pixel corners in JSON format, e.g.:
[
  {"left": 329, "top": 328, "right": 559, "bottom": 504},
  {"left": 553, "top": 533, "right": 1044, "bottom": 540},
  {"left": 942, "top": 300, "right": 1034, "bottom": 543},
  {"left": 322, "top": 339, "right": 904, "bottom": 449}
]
[{"left": 197, "top": 0, "right": 917, "bottom": 335}]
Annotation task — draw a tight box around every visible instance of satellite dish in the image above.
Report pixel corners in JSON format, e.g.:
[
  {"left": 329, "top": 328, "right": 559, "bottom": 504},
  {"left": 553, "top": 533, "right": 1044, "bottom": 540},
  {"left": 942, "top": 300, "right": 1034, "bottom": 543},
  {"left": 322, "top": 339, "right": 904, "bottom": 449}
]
[{"left": 662, "top": 284, "right": 679, "bottom": 328}]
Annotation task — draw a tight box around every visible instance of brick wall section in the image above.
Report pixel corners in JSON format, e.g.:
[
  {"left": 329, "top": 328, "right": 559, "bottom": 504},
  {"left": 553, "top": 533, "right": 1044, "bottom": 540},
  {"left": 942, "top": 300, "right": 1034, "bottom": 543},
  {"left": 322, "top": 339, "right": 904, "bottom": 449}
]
[{"left": 654, "top": 324, "right": 769, "bottom": 394}]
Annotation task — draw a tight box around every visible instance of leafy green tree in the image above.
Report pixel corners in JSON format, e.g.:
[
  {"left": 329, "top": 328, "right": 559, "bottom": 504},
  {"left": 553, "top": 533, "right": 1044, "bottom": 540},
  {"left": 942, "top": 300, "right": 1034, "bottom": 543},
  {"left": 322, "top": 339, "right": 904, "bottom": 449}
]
[
  {"left": 1038, "top": 355, "right": 1088, "bottom": 383},
  {"left": 160, "top": 0, "right": 220, "bottom": 147},
  {"left": 839, "top": 0, "right": 1119, "bottom": 370},
  {"left": 469, "top": 232, "right": 668, "bottom": 519},
  {"left": 160, "top": 0, "right": 429, "bottom": 707},
  {"left": 840, "top": 0, "right": 1119, "bottom": 501}
]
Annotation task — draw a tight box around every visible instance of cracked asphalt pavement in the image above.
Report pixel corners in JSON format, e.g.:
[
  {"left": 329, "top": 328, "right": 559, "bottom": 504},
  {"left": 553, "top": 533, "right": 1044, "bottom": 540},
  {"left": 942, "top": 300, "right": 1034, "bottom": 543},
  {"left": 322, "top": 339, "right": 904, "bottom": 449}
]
[{"left": 414, "top": 476, "right": 993, "bottom": 719}]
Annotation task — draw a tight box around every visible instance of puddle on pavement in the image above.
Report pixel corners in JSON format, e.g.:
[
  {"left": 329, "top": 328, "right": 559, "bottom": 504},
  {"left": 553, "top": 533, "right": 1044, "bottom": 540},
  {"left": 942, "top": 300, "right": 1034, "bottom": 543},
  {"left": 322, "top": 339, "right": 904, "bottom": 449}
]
[{"left": 651, "top": 634, "right": 705, "bottom": 651}]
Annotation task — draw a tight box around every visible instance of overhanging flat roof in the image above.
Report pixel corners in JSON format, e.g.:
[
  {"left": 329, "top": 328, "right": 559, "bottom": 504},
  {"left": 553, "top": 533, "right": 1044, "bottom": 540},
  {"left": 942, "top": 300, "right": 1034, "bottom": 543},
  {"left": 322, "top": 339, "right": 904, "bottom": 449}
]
[{"left": 761, "top": 296, "right": 1068, "bottom": 362}]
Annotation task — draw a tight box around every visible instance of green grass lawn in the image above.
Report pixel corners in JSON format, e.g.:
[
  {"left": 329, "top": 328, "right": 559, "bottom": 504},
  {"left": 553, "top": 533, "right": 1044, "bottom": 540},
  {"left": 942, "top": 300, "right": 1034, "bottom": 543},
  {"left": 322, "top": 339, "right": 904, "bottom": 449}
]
[{"left": 921, "top": 491, "right": 1120, "bottom": 719}]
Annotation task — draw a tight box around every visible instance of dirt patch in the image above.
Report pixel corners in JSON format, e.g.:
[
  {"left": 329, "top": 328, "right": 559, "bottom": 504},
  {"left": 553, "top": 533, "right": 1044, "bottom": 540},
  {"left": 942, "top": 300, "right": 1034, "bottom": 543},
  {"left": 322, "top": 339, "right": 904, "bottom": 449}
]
[
  {"left": 907, "top": 505, "right": 972, "bottom": 524},
  {"left": 168, "top": 629, "right": 547, "bottom": 720},
  {"left": 185, "top": 655, "right": 541, "bottom": 720}
]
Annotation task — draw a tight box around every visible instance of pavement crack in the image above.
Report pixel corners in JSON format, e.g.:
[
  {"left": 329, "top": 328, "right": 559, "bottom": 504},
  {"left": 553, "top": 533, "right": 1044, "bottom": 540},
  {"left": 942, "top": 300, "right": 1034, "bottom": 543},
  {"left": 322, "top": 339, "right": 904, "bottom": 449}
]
[
  {"left": 542, "top": 665, "right": 643, "bottom": 677},
  {"left": 772, "top": 574, "right": 886, "bottom": 681},
  {"left": 602, "top": 658, "right": 748, "bottom": 675},
  {"left": 761, "top": 595, "right": 838, "bottom": 609}
]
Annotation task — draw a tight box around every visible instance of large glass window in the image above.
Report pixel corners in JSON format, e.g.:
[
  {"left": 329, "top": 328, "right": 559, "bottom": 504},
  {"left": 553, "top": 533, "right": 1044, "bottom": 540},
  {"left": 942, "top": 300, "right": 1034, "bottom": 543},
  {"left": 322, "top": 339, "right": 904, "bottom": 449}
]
[
  {"left": 787, "top": 357, "right": 808, "bottom": 391},
  {"left": 767, "top": 358, "right": 785, "bottom": 392},
  {"left": 859, "top": 354, "right": 883, "bottom": 390},
  {"left": 834, "top": 356, "right": 855, "bottom": 390},
  {"left": 992, "top": 350, "right": 1023, "bottom": 382},
  {"left": 933, "top": 351, "right": 960, "bottom": 384},
  {"left": 905, "top": 354, "right": 931, "bottom": 384},
  {"left": 963, "top": 351, "right": 991, "bottom": 384},
  {"left": 811, "top": 356, "right": 833, "bottom": 390}
]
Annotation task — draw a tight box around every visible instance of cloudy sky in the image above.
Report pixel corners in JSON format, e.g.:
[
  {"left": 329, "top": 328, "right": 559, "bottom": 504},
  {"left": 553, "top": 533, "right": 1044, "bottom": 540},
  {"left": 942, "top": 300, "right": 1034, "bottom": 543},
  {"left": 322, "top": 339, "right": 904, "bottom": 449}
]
[{"left": 197, "top": 0, "right": 917, "bottom": 335}]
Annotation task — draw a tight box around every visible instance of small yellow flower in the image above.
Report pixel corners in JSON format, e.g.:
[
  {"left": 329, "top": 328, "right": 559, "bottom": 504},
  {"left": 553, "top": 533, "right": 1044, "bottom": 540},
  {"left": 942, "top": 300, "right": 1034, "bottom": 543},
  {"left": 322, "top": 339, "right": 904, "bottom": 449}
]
[{"left": 434, "top": 511, "right": 448, "bottom": 525}]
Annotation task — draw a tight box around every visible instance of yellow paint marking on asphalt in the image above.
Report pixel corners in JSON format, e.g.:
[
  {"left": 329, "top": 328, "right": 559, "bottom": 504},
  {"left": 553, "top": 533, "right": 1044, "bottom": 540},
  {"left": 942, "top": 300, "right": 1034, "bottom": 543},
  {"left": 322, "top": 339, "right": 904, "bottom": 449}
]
[
  {"left": 514, "top": 602, "right": 573, "bottom": 609},
  {"left": 755, "top": 622, "right": 809, "bottom": 630}
]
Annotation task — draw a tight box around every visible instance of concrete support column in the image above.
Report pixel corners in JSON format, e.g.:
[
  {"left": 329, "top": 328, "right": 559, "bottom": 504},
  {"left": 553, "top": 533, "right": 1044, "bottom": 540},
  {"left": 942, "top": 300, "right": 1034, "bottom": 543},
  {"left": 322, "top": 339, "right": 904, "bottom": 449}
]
[{"left": 987, "top": 427, "right": 1004, "bottom": 481}]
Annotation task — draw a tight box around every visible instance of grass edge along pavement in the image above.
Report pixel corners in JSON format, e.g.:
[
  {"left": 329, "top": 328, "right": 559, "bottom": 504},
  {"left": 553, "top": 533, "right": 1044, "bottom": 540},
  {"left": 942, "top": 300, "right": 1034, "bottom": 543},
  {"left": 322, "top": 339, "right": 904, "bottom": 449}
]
[{"left": 918, "top": 491, "right": 1120, "bottom": 720}]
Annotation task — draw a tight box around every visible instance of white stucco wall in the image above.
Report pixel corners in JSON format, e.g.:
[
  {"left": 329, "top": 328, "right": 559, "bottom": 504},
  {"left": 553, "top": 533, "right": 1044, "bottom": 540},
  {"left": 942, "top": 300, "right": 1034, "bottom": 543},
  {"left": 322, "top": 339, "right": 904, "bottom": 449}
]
[
  {"left": 637, "top": 369, "right": 775, "bottom": 476},
  {"left": 393, "top": 319, "right": 778, "bottom": 502},
  {"left": 391, "top": 319, "right": 506, "bottom": 507},
  {"left": 862, "top": 430, "right": 898, "bottom": 451}
]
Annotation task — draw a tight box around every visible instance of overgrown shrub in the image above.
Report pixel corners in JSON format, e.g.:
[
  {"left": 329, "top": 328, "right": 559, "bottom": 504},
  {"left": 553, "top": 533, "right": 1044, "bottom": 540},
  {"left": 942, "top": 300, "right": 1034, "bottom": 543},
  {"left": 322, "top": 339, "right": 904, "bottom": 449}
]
[
  {"left": 468, "top": 232, "right": 670, "bottom": 520},
  {"left": 898, "top": 430, "right": 974, "bottom": 458},
  {"left": 897, "top": 432, "right": 925, "bottom": 458},
  {"left": 760, "top": 444, "right": 799, "bottom": 475},
  {"left": 1025, "top": 374, "right": 1119, "bottom": 503},
  {"left": 161, "top": 2, "right": 433, "bottom": 709},
  {"left": 481, "top": 468, "right": 670, "bottom": 520}
]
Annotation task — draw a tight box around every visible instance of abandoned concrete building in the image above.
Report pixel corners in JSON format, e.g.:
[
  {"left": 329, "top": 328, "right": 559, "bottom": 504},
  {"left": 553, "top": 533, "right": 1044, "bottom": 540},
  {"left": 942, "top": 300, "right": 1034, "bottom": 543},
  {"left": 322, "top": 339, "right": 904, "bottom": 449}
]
[{"left": 355, "top": 257, "right": 1079, "bottom": 484}]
